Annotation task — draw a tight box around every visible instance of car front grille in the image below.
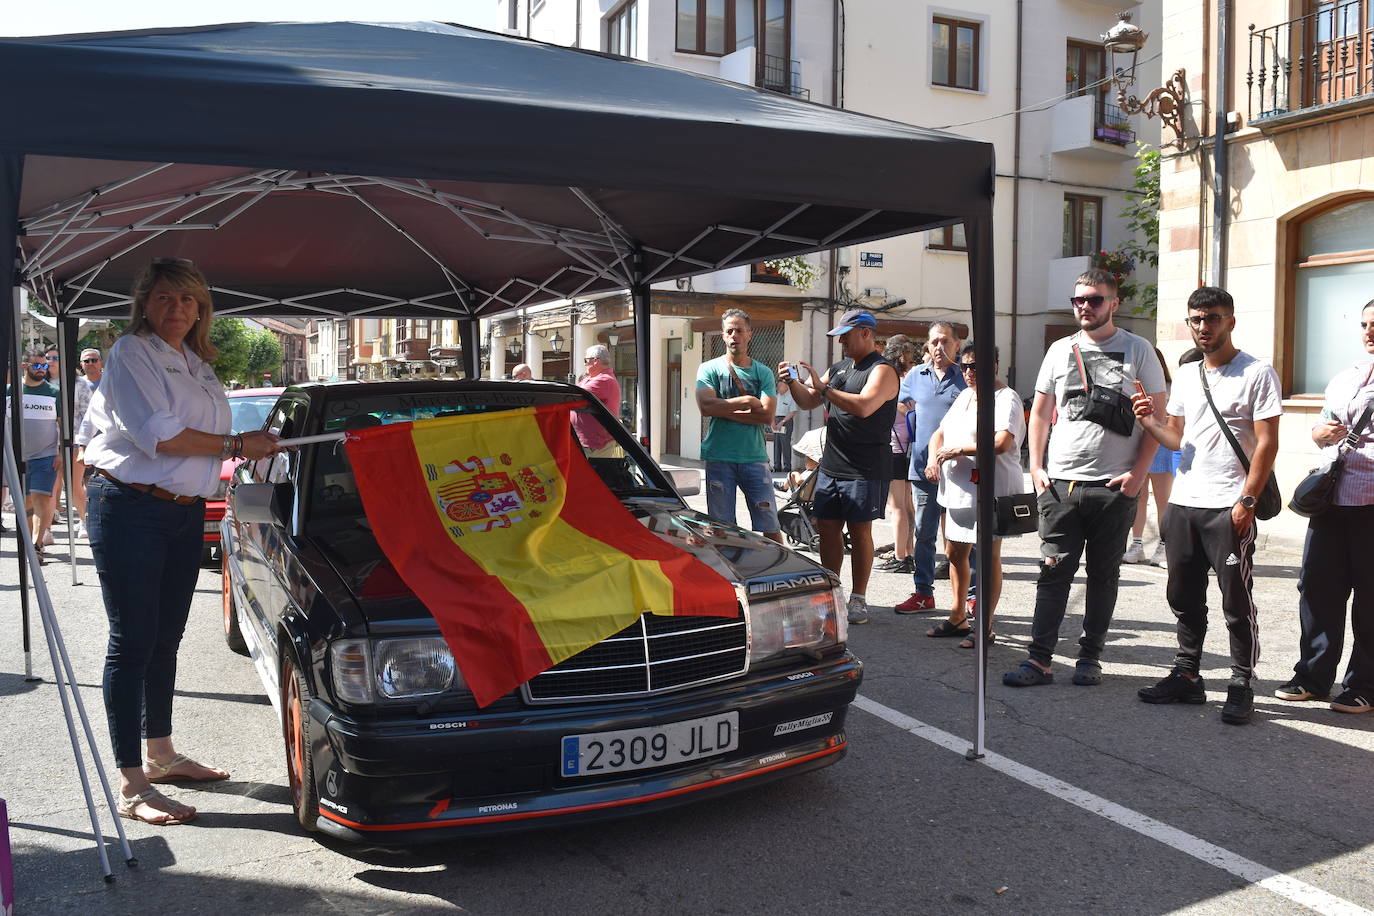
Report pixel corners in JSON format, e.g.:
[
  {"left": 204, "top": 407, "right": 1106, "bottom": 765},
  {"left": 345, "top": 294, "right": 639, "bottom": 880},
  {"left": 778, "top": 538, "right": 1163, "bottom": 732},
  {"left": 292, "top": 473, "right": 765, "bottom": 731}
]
[{"left": 523, "top": 612, "right": 747, "bottom": 703}]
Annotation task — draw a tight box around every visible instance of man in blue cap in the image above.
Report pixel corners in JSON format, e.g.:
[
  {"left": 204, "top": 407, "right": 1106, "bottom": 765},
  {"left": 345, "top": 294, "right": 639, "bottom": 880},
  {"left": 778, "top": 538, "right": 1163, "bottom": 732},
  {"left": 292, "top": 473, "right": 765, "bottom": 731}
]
[{"left": 781, "top": 309, "right": 900, "bottom": 624}]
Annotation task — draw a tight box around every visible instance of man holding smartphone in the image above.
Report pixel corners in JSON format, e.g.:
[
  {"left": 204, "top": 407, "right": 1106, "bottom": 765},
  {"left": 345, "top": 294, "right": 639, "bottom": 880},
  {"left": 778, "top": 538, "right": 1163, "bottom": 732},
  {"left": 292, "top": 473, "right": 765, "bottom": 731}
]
[{"left": 1131, "top": 286, "right": 1282, "bottom": 724}]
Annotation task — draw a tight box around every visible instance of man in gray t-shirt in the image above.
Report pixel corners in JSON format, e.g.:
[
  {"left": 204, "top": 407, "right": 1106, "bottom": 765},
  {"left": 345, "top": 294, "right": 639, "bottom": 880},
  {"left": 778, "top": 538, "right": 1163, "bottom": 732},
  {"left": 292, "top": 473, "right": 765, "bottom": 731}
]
[{"left": 1003, "top": 269, "right": 1165, "bottom": 688}]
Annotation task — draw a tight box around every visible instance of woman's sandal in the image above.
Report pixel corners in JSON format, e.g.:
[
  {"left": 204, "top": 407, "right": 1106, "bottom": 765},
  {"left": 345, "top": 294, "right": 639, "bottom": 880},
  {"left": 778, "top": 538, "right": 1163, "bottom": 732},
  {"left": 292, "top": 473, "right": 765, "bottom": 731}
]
[
  {"left": 145, "top": 754, "right": 230, "bottom": 784},
  {"left": 959, "top": 631, "right": 995, "bottom": 649},
  {"left": 118, "top": 788, "right": 197, "bottom": 826},
  {"left": 926, "top": 619, "right": 972, "bottom": 639}
]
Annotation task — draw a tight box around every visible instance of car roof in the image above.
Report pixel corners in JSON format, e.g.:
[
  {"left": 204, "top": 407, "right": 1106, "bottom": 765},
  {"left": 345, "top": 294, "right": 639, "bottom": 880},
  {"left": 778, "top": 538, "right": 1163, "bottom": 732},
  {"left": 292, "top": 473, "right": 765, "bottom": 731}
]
[{"left": 229, "top": 386, "right": 286, "bottom": 397}]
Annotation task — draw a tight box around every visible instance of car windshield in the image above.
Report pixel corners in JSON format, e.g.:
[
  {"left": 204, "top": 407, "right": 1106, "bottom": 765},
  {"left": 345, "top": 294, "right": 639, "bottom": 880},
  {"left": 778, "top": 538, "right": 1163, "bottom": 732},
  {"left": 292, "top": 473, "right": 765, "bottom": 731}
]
[
  {"left": 228, "top": 395, "right": 278, "bottom": 435},
  {"left": 306, "top": 388, "right": 667, "bottom": 526}
]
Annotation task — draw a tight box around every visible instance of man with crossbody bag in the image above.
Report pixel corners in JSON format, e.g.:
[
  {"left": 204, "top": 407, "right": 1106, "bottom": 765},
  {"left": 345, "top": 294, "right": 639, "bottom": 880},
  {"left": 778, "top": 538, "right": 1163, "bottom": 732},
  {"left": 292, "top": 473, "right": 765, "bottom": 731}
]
[
  {"left": 1132, "top": 287, "right": 1282, "bottom": 724},
  {"left": 1277, "top": 300, "right": 1374, "bottom": 713}
]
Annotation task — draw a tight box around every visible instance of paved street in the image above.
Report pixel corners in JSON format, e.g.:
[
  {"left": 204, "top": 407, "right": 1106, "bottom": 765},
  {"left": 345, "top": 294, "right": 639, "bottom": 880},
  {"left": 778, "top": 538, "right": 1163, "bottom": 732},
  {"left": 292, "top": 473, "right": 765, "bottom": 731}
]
[{"left": 3, "top": 495, "right": 1374, "bottom": 915}]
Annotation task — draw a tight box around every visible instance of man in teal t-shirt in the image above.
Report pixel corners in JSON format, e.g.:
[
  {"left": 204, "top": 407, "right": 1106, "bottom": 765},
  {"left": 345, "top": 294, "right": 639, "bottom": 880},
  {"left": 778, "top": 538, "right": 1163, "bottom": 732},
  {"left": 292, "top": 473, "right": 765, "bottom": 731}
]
[{"left": 695, "top": 309, "right": 781, "bottom": 541}]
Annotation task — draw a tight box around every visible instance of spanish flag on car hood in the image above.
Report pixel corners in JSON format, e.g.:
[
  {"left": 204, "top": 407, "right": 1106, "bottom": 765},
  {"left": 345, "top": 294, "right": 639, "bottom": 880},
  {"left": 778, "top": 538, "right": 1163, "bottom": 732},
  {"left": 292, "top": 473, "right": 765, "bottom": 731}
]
[{"left": 345, "top": 401, "right": 738, "bottom": 707}]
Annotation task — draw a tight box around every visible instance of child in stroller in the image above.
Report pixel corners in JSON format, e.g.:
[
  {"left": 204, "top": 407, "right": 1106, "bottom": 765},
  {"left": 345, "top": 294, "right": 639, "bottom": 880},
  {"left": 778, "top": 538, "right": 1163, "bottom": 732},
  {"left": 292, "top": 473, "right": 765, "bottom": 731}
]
[{"left": 775, "top": 427, "right": 825, "bottom": 552}]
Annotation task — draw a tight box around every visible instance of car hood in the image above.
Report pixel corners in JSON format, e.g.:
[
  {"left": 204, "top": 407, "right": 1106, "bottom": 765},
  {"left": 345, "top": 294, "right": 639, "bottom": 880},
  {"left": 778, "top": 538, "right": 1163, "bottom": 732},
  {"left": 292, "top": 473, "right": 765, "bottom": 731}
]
[{"left": 311, "top": 500, "right": 834, "bottom": 631}]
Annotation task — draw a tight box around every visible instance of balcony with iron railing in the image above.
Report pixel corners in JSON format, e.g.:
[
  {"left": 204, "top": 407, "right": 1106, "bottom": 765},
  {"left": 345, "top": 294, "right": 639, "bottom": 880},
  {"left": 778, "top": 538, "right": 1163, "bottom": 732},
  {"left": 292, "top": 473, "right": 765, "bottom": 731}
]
[
  {"left": 1051, "top": 93, "right": 1137, "bottom": 160},
  {"left": 1249, "top": 0, "right": 1374, "bottom": 125},
  {"left": 758, "top": 53, "right": 808, "bottom": 100}
]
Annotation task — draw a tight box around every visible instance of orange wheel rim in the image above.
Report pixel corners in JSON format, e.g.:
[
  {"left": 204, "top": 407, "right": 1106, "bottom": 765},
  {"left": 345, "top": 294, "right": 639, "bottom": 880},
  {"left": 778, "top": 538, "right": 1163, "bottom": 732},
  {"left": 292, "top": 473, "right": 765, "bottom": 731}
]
[{"left": 285, "top": 666, "right": 304, "bottom": 807}]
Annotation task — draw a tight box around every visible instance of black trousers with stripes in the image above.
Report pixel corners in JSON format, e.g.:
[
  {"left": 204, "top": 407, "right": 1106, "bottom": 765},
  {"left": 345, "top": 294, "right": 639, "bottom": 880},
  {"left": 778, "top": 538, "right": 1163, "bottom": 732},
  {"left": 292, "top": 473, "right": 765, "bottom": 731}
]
[{"left": 1163, "top": 504, "right": 1260, "bottom": 682}]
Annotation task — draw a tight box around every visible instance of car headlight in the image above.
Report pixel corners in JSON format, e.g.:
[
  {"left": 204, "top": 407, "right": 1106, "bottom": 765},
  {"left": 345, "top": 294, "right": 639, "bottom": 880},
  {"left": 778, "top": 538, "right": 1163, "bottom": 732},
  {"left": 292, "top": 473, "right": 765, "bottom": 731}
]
[
  {"left": 747, "top": 587, "right": 844, "bottom": 664},
  {"left": 330, "top": 637, "right": 467, "bottom": 703}
]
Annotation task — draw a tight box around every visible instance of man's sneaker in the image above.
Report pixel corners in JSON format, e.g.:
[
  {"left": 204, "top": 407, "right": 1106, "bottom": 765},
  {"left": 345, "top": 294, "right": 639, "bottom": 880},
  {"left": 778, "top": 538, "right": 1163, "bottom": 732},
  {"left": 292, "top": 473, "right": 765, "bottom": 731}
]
[
  {"left": 1221, "top": 683, "right": 1254, "bottom": 724},
  {"left": 894, "top": 592, "right": 936, "bottom": 614},
  {"left": 1123, "top": 540, "right": 1145, "bottom": 564},
  {"left": 934, "top": 558, "right": 950, "bottom": 580},
  {"left": 41, "top": 530, "right": 54, "bottom": 547},
  {"left": 1149, "top": 542, "right": 1168, "bottom": 568},
  {"left": 1138, "top": 670, "right": 1207, "bottom": 705},
  {"left": 1330, "top": 688, "right": 1374, "bottom": 714},
  {"left": 1274, "top": 679, "right": 1327, "bottom": 702},
  {"left": 76, "top": 522, "right": 89, "bottom": 541},
  {"left": 846, "top": 595, "right": 870, "bottom": 625}
]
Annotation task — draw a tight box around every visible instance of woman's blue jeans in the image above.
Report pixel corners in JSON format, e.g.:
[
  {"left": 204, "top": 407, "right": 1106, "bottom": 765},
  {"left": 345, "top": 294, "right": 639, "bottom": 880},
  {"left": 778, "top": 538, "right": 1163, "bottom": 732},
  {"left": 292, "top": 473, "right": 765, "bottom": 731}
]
[{"left": 87, "top": 474, "right": 205, "bottom": 769}]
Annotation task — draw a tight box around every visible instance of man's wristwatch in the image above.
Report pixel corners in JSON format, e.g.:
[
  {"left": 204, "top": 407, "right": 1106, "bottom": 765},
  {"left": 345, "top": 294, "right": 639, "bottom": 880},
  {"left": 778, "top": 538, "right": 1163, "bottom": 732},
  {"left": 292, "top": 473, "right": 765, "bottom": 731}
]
[{"left": 1238, "top": 494, "right": 1257, "bottom": 510}]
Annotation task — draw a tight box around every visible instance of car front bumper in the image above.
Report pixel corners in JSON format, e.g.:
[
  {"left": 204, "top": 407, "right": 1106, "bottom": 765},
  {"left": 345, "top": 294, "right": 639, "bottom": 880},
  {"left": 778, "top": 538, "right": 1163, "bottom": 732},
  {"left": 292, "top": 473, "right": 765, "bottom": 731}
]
[{"left": 309, "top": 652, "right": 862, "bottom": 843}]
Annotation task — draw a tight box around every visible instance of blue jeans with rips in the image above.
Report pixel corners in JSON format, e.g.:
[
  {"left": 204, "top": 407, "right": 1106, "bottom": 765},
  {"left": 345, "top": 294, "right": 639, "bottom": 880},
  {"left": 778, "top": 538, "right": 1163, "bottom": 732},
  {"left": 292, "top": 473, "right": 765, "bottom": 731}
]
[
  {"left": 87, "top": 474, "right": 205, "bottom": 769},
  {"left": 705, "top": 460, "right": 779, "bottom": 535}
]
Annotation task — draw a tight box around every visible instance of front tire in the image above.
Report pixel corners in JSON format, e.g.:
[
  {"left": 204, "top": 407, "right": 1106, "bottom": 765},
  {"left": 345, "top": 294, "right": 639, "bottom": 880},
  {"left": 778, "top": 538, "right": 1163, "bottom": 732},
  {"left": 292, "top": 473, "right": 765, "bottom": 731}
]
[
  {"left": 222, "top": 562, "right": 249, "bottom": 656},
  {"left": 282, "top": 655, "right": 320, "bottom": 832}
]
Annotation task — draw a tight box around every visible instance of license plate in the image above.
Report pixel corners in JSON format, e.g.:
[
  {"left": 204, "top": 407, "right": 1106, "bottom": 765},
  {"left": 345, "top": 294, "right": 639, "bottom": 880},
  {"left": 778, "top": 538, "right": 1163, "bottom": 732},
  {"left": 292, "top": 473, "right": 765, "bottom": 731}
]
[{"left": 561, "top": 712, "right": 739, "bottom": 778}]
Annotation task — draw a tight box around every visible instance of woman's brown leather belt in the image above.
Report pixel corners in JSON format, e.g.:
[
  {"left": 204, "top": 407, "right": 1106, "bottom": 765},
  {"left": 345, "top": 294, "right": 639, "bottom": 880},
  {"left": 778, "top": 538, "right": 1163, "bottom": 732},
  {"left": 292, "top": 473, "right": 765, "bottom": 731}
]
[{"left": 93, "top": 468, "right": 204, "bottom": 505}]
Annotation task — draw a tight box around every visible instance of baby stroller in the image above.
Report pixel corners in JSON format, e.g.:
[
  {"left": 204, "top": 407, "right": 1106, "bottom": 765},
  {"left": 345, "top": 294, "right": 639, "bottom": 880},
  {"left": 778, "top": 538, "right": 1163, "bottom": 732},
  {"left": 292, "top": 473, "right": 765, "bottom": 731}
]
[{"left": 777, "top": 469, "right": 821, "bottom": 552}]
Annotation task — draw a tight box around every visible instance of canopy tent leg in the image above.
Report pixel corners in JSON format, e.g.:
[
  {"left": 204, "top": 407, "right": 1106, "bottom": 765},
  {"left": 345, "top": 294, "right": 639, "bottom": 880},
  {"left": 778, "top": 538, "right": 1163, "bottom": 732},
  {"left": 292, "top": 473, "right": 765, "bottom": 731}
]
[
  {"left": 57, "top": 313, "right": 81, "bottom": 584},
  {"left": 630, "top": 247, "right": 651, "bottom": 450},
  {"left": 2, "top": 430, "right": 136, "bottom": 881},
  {"left": 459, "top": 316, "right": 480, "bottom": 379},
  {"left": 965, "top": 211, "right": 996, "bottom": 762}
]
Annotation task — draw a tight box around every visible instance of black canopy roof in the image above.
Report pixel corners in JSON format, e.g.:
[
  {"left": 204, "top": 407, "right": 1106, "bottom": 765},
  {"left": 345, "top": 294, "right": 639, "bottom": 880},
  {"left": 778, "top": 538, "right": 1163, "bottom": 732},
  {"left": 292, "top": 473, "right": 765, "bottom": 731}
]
[{"left": 0, "top": 20, "right": 993, "bottom": 321}]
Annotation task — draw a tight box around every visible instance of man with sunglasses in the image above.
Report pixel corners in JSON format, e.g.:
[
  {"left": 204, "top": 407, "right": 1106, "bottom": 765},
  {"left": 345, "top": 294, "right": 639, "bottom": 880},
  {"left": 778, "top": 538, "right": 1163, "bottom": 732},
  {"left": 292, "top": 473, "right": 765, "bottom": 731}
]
[
  {"left": 70, "top": 349, "right": 104, "bottom": 538},
  {"left": 1003, "top": 269, "right": 1165, "bottom": 689},
  {"left": 572, "top": 344, "right": 622, "bottom": 458},
  {"left": 1131, "top": 287, "right": 1282, "bottom": 724},
  {"left": 13, "top": 350, "right": 62, "bottom": 561}
]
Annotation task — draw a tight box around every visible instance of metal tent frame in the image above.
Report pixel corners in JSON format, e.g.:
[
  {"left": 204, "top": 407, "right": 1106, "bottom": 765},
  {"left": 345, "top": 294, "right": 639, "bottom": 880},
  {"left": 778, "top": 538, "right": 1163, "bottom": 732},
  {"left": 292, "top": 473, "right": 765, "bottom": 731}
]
[{"left": 0, "top": 20, "right": 1002, "bottom": 878}]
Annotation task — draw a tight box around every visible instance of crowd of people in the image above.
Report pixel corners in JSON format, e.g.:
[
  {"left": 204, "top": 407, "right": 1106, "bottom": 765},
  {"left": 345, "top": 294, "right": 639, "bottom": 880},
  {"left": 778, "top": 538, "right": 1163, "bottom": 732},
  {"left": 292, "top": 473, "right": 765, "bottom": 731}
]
[
  {"left": 696, "top": 269, "right": 1374, "bottom": 726},
  {"left": 8, "top": 260, "right": 1370, "bottom": 832}
]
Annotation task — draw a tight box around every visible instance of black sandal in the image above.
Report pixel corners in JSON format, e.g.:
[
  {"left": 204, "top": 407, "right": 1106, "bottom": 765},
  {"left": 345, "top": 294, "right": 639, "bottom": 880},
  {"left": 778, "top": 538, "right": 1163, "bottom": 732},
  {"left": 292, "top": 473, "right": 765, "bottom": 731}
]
[{"left": 926, "top": 619, "right": 972, "bottom": 638}]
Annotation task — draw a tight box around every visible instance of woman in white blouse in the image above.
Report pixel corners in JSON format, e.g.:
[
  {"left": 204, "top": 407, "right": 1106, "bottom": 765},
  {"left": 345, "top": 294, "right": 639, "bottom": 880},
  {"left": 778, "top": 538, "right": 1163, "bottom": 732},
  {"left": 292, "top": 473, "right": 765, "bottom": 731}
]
[
  {"left": 84, "top": 259, "right": 281, "bottom": 825},
  {"left": 923, "top": 344, "right": 1027, "bottom": 649}
]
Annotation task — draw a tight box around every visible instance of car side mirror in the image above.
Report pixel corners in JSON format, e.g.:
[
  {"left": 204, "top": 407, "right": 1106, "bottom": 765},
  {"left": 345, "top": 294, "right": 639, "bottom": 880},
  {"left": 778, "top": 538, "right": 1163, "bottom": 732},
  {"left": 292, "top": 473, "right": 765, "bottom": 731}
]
[
  {"left": 234, "top": 481, "right": 288, "bottom": 528},
  {"left": 666, "top": 468, "right": 700, "bottom": 498}
]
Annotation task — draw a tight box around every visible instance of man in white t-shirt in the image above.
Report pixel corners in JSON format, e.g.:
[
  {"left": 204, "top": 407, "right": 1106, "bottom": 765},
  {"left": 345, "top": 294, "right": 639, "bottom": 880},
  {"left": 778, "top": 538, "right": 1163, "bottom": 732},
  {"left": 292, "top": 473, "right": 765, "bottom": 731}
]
[
  {"left": 1132, "top": 286, "right": 1282, "bottom": 725},
  {"left": 1002, "top": 269, "right": 1166, "bottom": 689}
]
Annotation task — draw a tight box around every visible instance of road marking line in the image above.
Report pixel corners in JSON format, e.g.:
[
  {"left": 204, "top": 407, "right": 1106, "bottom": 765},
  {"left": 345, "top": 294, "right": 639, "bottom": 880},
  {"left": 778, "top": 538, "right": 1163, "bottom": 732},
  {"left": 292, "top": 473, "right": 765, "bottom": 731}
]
[{"left": 853, "top": 694, "right": 1373, "bottom": 916}]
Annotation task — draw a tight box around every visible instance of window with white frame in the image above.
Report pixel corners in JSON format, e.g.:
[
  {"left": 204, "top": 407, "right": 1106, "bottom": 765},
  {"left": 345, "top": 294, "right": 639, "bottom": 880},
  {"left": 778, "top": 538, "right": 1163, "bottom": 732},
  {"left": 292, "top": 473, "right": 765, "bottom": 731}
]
[
  {"left": 931, "top": 16, "right": 980, "bottom": 90},
  {"left": 607, "top": 1, "right": 638, "bottom": 57}
]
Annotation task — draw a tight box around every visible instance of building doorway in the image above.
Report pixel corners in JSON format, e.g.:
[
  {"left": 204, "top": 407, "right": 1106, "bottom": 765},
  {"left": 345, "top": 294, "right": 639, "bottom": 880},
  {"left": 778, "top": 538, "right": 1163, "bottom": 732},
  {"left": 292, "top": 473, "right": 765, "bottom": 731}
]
[{"left": 665, "top": 337, "right": 683, "bottom": 455}]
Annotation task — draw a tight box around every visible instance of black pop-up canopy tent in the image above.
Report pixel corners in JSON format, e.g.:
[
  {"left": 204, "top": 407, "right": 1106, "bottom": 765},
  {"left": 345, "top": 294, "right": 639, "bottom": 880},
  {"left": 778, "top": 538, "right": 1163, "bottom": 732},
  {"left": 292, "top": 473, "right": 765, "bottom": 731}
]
[{"left": 0, "top": 20, "right": 999, "bottom": 751}]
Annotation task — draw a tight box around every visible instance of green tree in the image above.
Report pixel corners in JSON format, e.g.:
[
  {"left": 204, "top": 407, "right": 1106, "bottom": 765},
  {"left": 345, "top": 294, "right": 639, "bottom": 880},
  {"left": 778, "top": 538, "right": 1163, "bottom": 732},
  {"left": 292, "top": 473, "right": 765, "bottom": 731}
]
[
  {"left": 244, "top": 328, "right": 284, "bottom": 385},
  {"left": 209, "top": 317, "right": 253, "bottom": 384},
  {"left": 1118, "top": 143, "right": 1161, "bottom": 318}
]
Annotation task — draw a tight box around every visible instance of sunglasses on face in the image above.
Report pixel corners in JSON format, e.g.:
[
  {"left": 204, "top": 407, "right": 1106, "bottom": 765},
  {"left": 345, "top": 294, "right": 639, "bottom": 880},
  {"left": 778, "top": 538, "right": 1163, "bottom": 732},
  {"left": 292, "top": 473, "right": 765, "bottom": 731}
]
[
  {"left": 1185, "top": 313, "right": 1229, "bottom": 328},
  {"left": 1069, "top": 295, "right": 1108, "bottom": 308},
  {"left": 81, "top": 358, "right": 101, "bottom": 364},
  {"left": 1360, "top": 321, "right": 1374, "bottom": 331},
  {"left": 960, "top": 363, "right": 977, "bottom": 372},
  {"left": 27, "top": 362, "right": 48, "bottom": 370}
]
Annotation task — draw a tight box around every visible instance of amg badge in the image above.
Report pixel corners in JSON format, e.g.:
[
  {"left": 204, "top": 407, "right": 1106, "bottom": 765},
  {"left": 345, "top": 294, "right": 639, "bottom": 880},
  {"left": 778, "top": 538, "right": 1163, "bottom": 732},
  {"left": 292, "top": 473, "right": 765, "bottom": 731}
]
[{"left": 748, "top": 573, "right": 830, "bottom": 596}]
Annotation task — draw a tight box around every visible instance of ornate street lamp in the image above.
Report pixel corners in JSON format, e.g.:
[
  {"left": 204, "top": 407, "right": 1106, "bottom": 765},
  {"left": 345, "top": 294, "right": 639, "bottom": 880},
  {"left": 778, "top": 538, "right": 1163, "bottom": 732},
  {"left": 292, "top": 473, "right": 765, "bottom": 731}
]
[
  {"left": 548, "top": 329, "right": 566, "bottom": 353},
  {"left": 1103, "top": 11, "right": 1191, "bottom": 148}
]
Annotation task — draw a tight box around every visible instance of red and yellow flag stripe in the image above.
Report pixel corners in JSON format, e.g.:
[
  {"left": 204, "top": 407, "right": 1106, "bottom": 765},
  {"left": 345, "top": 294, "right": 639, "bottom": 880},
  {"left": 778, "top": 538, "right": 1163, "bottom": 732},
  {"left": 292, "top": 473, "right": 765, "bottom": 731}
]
[{"left": 345, "top": 401, "right": 737, "bottom": 707}]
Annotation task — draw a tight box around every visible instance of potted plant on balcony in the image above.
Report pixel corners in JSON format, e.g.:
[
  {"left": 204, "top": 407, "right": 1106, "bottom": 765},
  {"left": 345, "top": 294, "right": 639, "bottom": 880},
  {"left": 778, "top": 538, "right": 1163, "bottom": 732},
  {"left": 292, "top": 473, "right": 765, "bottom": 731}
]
[
  {"left": 1095, "top": 119, "right": 1133, "bottom": 145},
  {"left": 1091, "top": 248, "right": 1138, "bottom": 304},
  {"left": 1066, "top": 67, "right": 1077, "bottom": 84}
]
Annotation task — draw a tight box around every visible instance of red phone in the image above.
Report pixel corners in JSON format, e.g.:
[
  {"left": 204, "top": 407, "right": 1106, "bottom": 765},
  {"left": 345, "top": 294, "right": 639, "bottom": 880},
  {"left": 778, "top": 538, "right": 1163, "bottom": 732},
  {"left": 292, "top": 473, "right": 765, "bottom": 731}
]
[{"left": 1133, "top": 380, "right": 1146, "bottom": 397}]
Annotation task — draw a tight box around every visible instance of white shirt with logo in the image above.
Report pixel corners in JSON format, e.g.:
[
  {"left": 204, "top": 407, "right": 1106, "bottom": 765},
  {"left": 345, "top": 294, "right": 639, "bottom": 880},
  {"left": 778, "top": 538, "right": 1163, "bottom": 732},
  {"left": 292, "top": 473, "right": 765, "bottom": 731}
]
[{"left": 1167, "top": 351, "right": 1283, "bottom": 509}]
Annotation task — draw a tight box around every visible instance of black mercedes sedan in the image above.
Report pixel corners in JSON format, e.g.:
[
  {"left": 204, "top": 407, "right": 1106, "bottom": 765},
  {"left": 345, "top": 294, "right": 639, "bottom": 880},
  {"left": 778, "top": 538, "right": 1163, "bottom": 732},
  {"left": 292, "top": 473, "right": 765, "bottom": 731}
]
[{"left": 221, "top": 379, "right": 861, "bottom": 843}]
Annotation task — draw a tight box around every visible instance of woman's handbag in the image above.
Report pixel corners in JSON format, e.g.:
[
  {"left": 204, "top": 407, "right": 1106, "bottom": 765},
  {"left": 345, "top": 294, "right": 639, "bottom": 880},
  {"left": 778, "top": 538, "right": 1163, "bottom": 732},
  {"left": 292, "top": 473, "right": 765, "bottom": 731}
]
[
  {"left": 994, "top": 492, "right": 1038, "bottom": 537},
  {"left": 1288, "top": 397, "right": 1374, "bottom": 518},
  {"left": 1198, "top": 362, "right": 1282, "bottom": 521}
]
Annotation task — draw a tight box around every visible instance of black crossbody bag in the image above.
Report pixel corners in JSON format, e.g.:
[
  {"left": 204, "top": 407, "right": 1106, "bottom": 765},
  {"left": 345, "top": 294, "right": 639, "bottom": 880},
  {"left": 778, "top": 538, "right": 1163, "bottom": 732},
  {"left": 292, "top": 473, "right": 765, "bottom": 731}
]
[
  {"left": 1198, "top": 361, "right": 1281, "bottom": 520},
  {"left": 1289, "top": 366, "right": 1374, "bottom": 518}
]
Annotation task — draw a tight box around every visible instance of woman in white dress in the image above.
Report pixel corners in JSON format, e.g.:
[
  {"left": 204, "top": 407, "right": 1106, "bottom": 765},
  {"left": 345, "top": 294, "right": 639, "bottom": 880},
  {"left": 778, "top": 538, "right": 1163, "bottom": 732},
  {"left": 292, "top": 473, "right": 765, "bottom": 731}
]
[{"left": 923, "top": 344, "right": 1027, "bottom": 648}]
